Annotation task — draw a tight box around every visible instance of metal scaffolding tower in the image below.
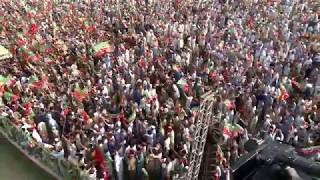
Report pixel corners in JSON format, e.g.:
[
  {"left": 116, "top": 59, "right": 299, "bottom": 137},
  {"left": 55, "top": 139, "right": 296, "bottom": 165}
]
[{"left": 186, "top": 91, "right": 218, "bottom": 180}]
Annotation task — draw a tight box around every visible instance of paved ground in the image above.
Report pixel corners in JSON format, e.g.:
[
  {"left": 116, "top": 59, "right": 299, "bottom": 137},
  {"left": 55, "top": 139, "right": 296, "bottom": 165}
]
[{"left": 0, "top": 135, "right": 55, "bottom": 180}]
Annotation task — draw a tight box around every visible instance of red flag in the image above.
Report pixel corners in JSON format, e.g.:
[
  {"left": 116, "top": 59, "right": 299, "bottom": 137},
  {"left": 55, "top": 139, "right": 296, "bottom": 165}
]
[
  {"left": 0, "top": 85, "right": 5, "bottom": 96},
  {"left": 12, "top": 94, "right": 20, "bottom": 102},
  {"left": 8, "top": 79, "right": 16, "bottom": 88},
  {"left": 72, "top": 85, "right": 89, "bottom": 102},
  {"left": 223, "top": 128, "right": 233, "bottom": 137},
  {"left": 27, "top": 12, "right": 36, "bottom": 19},
  {"left": 291, "top": 80, "right": 302, "bottom": 93},
  {"left": 93, "top": 147, "right": 109, "bottom": 180},
  {"left": 41, "top": 76, "right": 52, "bottom": 89},
  {"left": 81, "top": 111, "right": 90, "bottom": 125},
  {"left": 183, "top": 84, "right": 190, "bottom": 93},
  {"left": 209, "top": 72, "right": 217, "bottom": 81},
  {"left": 30, "top": 24, "right": 39, "bottom": 34},
  {"left": 45, "top": 47, "right": 53, "bottom": 54},
  {"left": 138, "top": 58, "right": 147, "bottom": 70},
  {"left": 279, "top": 90, "right": 289, "bottom": 101},
  {"left": 10, "top": 47, "right": 17, "bottom": 56},
  {"left": 94, "top": 148, "right": 105, "bottom": 167},
  {"left": 62, "top": 108, "right": 71, "bottom": 116},
  {"left": 30, "top": 80, "right": 43, "bottom": 89},
  {"left": 85, "top": 25, "right": 96, "bottom": 33},
  {"left": 226, "top": 101, "right": 235, "bottom": 111},
  {"left": 72, "top": 91, "right": 85, "bottom": 102},
  {"left": 95, "top": 48, "right": 110, "bottom": 57},
  {"left": 245, "top": 52, "right": 253, "bottom": 62},
  {"left": 247, "top": 18, "right": 255, "bottom": 29},
  {"left": 274, "top": 31, "right": 280, "bottom": 38},
  {"left": 18, "top": 38, "right": 26, "bottom": 46},
  {"left": 23, "top": 103, "right": 32, "bottom": 117}
]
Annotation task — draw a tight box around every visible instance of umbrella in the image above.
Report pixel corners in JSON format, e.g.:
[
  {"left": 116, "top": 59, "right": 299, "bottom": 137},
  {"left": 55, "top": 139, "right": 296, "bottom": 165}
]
[
  {"left": 92, "top": 41, "right": 113, "bottom": 57},
  {"left": 0, "top": 45, "right": 13, "bottom": 60}
]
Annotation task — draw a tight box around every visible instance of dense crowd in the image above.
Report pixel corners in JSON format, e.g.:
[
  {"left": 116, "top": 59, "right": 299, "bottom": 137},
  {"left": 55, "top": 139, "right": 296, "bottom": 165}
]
[{"left": 0, "top": 0, "right": 319, "bottom": 180}]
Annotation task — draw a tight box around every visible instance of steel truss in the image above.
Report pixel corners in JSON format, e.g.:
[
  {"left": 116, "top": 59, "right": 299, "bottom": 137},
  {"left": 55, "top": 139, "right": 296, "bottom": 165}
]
[{"left": 186, "top": 91, "right": 217, "bottom": 180}]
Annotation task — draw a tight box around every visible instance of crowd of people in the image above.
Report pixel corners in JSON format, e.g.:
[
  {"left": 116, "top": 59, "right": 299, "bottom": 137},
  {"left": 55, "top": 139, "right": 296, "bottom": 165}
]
[{"left": 0, "top": 0, "right": 319, "bottom": 179}]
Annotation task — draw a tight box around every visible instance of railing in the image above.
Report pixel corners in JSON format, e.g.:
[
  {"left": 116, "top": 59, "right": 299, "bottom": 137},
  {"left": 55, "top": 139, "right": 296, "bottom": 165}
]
[{"left": 0, "top": 117, "right": 86, "bottom": 180}]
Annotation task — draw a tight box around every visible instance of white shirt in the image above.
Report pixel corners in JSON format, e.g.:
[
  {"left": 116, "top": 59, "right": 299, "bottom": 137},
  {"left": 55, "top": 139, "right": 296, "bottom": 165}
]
[
  {"left": 115, "top": 153, "right": 124, "bottom": 180},
  {"left": 32, "top": 129, "right": 42, "bottom": 143},
  {"left": 172, "top": 84, "right": 180, "bottom": 99}
]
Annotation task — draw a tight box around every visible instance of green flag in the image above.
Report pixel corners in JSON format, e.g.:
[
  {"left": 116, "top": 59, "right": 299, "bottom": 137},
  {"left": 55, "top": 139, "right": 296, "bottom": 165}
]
[
  {"left": 223, "top": 122, "right": 243, "bottom": 138},
  {"left": 4, "top": 91, "right": 20, "bottom": 102},
  {"left": 28, "top": 74, "right": 39, "bottom": 84},
  {"left": 0, "top": 45, "right": 12, "bottom": 60},
  {"left": 0, "top": 75, "right": 10, "bottom": 85},
  {"left": 72, "top": 84, "right": 89, "bottom": 102},
  {"left": 75, "top": 84, "right": 89, "bottom": 94},
  {"left": 128, "top": 111, "right": 136, "bottom": 123},
  {"left": 177, "top": 79, "right": 187, "bottom": 88},
  {"left": 92, "top": 42, "right": 113, "bottom": 56}
]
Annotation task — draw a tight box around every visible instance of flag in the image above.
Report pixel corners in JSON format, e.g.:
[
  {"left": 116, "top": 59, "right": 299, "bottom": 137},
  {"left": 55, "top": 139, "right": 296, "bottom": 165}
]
[
  {"left": 19, "top": 46, "right": 40, "bottom": 62},
  {"left": 0, "top": 85, "right": 5, "bottom": 96},
  {"left": 0, "top": 75, "right": 10, "bottom": 85},
  {"left": 104, "top": 153, "right": 113, "bottom": 179},
  {"left": 83, "top": 21, "right": 96, "bottom": 33},
  {"left": 30, "top": 23, "right": 39, "bottom": 34},
  {"left": 246, "top": 18, "right": 254, "bottom": 29},
  {"left": 18, "top": 45, "right": 27, "bottom": 53},
  {"left": 26, "top": 8, "right": 37, "bottom": 19},
  {"left": 279, "top": 89, "right": 289, "bottom": 101},
  {"left": 44, "top": 45, "right": 53, "bottom": 54},
  {"left": 127, "top": 111, "right": 136, "bottom": 123},
  {"left": 93, "top": 147, "right": 109, "bottom": 180},
  {"left": 72, "top": 91, "right": 86, "bottom": 102},
  {"left": 28, "top": 75, "right": 50, "bottom": 90},
  {"left": 173, "top": 64, "right": 181, "bottom": 72},
  {"left": 72, "top": 84, "right": 89, "bottom": 102},
  {"left": 62, "top": 107, "right": 71, "bottom": 117},
  {"left": 209, "top": 72, "right": 217, "bottom": 81},
  {"left": 41, "top": 76, "right": 51, "bottom": 89},
  {"left": 23, "top": 102, "right": 33, "bottom": 117},
  {"left": 28, "top": 75, "right": 42, "bottom": 89},
  {"left": 223, "top": 123, "right": 243, "bottom": 138},
  {"left": 25, "top": 50, "right": 40, "bottom": 62},
  {"left": 28, "top": 74, "right": 38, "bottom": 84},
  {"left": 298, "top": 146, "right": 320, "bottom": 158},
  {"left": 81, "top": 110, "right": 90, "bottom": 125},
  {"left": 138, "top": 58, "right": 147, "bottom": 69},
  {"left": 291, "top": 80, "right": 302, "bottom": 93},
  {"left": 177, "top": 79, "right": 189, "bottom": 92},
  {"left": 0, "top": 45, "right": 13, "bottom": 60},
  {"left": 93, "top": 42, "right": 113, "bottom": 57},
  {"left": 94, "top": 147, "right": 106, "bottom": 168},
  {"left": 245, "top": 52, "right": 253, "bottom": 61},
  {"left": 4, "top": 91, "right": 20, "bottom": 102},
  {"left": 224, "top": 100, "right": 235, "bottom": 111},
  {"left": 17, "top": 38, "right": 27, "bottom": 46}
]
